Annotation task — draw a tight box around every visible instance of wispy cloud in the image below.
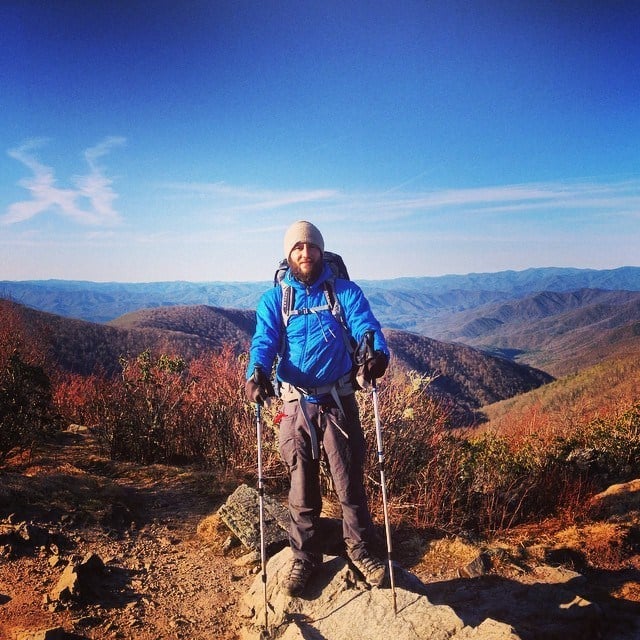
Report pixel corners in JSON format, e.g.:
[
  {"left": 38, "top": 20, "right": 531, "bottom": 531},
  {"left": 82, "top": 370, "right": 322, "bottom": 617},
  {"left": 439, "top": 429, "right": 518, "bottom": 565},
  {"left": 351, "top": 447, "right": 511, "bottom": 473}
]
[
  {"left": 163, "top": 177, "right": 640, "bottom": 227},
  {"left": 164, "top": 181, "right": 338, "bottom": 212},
  {"left": 396, "top": 180, "right": 640, "bottom": 215},
  {"left": 2, "top": 137, "right": 125, "bottom": 226}
]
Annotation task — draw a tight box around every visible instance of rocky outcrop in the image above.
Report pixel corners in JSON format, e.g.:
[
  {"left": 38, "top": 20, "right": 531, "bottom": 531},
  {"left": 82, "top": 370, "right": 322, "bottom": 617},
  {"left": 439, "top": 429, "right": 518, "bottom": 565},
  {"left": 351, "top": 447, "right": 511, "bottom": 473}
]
[
  {"left": 240, "top": 547, "right": 520, "bottom": 640},
  {"left": 226, "top": 486, "right": 631, "bottom": 640},
  {"left": 588, "top": 478, "right": 640, "bottom": 519},
  {"left": 217, "top": 484, "right": 290, "bottom": 554}
]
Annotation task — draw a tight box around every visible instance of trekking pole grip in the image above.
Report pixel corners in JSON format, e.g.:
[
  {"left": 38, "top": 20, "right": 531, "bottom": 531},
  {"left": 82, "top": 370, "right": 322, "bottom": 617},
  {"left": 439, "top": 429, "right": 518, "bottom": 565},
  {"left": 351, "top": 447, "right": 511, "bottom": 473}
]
[{"left": 364, "top": 329, "right": 377, "bottom": 388}]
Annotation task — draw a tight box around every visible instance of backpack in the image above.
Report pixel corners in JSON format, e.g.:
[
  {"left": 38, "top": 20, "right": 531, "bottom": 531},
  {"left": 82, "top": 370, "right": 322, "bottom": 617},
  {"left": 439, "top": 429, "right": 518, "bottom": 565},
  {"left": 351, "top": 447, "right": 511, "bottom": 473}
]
[{"left": 273, "top": 251, "right": 353, "bottom": 352}]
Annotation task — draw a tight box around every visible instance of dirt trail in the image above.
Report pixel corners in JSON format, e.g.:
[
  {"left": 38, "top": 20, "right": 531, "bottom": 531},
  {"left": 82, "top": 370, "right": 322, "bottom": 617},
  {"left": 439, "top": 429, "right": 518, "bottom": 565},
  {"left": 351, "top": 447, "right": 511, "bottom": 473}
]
[{"left": 0, "top": 427, "right": 254, "bottom": 640}]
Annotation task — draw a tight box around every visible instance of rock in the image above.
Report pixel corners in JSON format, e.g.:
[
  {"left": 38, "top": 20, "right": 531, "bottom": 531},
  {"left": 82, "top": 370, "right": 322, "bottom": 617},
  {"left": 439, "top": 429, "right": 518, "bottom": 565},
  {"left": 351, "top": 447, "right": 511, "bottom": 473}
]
[
  {"left": 50, "top": 552, "right": 107, "bottom": 604},
  {"left": 0, "top": 521, "right": 51, "bottom": 556},
  {"left": 100, "top": 502, "right": 135, "bottom": 529},
  {"left": 235, "top": 550, "right": 261, "bottom": 567},
  {"left": 588, "top": 478, "right": 640, "bottom": 519},
  {"left": 17, "top": 522, "right": 48, "bottom": 545},
  {"left": 49, "top": 554, "right": 63, "bottom": 567},
  {"left": 51, "top": 562, "right": 81, "bottom": 603},
  {"left": 453, "top": 618, "right": 520, "bottom": 639},
  {"left": 217, "top": 484, "right": 290, "bottom": 553},
  {"left": 420, "top": 564, "right": 605, "bottom": 640},
  {"left": 565, "top": 448, "right": 598, "bottom": 471},
  {"left": 240, "top": 547, "right": 521, "bottom": 640},
  {"left": 459, "top": 553, "right": 492, "bottom": 578},
  {"left": 67, "top": 424, "right": 88, "bottom": 434},
  {"left": 222, "top": 534, "right": 240, "bottom": 554}
]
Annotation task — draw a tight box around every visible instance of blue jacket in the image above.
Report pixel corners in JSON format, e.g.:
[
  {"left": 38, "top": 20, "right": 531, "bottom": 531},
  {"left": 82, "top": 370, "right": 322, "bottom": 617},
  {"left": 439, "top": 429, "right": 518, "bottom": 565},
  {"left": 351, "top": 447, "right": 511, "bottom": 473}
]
[{"left": 247, "top": 262, "right": 389, "bottom": 390}]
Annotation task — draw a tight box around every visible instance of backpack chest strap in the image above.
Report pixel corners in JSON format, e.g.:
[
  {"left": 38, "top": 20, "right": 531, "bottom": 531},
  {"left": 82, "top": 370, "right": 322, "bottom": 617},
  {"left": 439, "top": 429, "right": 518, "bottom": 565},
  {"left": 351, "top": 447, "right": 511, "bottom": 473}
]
[
  {"left": 288, "top": 303, "right": 331, "bottom": 317},
  {"left": 281, "top": 280, "right": 344, "bottom": 323},
  {"left": 278, "top": 279, "right": 353, "bottom": 355},
  {"left": 280, "top": 281, "right": 336, "bottom": 324}
]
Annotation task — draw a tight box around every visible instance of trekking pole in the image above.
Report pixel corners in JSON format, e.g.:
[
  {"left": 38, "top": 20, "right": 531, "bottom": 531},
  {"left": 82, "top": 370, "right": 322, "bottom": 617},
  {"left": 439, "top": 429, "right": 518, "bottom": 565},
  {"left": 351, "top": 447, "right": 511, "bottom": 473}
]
[
  {"left": 362, "top": 330, "right": 397, "bottom": 615},
  {"left": 371, "top": 377, "right": 398, "bottom": 614},
  {"left": 255, "top": 403, "right": 270, "bottom": 638}
]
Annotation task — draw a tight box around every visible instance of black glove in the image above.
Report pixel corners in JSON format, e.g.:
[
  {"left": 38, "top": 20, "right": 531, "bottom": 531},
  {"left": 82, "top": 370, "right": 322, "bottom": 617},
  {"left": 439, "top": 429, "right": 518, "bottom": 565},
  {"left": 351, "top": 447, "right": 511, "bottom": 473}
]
[
  {"left": 245, "top": 367, "right": 275, "bottom": 405},
  {"left": 363, "top": 350, "right": 389, "bottom": 382},
  {"left": 354, "top": 331, "right": 389, "bottom": 388}
]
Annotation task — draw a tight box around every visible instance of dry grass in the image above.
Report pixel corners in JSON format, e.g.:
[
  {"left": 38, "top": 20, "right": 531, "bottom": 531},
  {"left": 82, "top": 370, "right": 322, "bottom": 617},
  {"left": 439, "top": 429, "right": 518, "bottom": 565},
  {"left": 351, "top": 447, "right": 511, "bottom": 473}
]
[{"left": 413, "top": 536, "right": 481, "bottom": 577}]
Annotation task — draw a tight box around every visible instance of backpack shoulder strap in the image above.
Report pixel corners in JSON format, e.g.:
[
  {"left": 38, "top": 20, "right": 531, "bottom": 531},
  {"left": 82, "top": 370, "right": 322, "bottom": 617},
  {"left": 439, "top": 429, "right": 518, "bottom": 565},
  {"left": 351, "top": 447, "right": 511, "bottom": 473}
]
[
  {"left": 323, "top": 278, "right": 354, "bottom": 353},
  {"left": 322, "top": 278, "right": 342, "bottom": 328},
  {"left": 280, "top": 279, "right": 334, "bottom": 326},
  {"left": 274, "top": 260, "right": 295, "bottom": 330},
  {"left": 279, "top": 279, "right": 295, "bottom": 328}
]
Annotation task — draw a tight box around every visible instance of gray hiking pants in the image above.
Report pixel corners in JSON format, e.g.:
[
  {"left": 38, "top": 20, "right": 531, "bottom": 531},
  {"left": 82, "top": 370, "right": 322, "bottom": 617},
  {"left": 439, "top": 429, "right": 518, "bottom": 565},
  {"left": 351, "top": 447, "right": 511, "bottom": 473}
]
[{"left": 277, "top": 392, "right": 375, "bottom": 564}]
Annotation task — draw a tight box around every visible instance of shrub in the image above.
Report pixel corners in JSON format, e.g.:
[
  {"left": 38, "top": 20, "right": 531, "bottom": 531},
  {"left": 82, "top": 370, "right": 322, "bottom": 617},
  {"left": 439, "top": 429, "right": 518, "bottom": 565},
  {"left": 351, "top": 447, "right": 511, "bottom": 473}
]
[
  {"left": 84, "top": 350, "right": 190, "bottom": 463},
  {"left": 53, "top": 371, "right": 103, "bottom": 425},
  {"left": 553, "top": 402, "right": 640, "bottom": 486},
  {"left": 62, "top": 346, "right": 260, "bottom": 473},
  {"left": 0, "top": 301, "right": 61, "bottom": 460},
  {"left": 356, "top": 366, "right": 610, "bottom": 535},
  {"left": 356, "top": 368, "right": 467, "bottom": 531},
  {"left": 183, "top": 346, "right": 256, "bottom": 471},
  {"left": 0, "top": 351, "right": 62, "bottom": 460}
]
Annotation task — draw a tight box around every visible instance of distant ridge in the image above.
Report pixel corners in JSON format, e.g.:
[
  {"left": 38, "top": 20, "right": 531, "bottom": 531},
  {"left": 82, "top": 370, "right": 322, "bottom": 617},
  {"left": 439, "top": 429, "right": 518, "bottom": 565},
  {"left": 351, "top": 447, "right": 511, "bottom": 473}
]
[
  {"left": 384, "top": 329, "right": 552, "bottom": 423},
  {"left": 0, "top": 279, "right": 267, "bottom": 323},
  {"left": 3, "top": 266, "right": 640, "bottom": 379},
  {"left": 361, "top": 265, "right": 640, "bottom": 294},
  {"left": 2, "top": 266, "right": 640, "bottom": 324},
  {"left": 1, "top": 300, "right": 254, "bottom": 377}
]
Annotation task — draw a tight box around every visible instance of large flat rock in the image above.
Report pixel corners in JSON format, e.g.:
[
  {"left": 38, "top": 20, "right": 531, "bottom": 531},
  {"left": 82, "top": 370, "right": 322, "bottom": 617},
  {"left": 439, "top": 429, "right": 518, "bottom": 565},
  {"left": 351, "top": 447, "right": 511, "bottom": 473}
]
[{"left": 240, "top": 547, "right": 520, "bottom": 640}]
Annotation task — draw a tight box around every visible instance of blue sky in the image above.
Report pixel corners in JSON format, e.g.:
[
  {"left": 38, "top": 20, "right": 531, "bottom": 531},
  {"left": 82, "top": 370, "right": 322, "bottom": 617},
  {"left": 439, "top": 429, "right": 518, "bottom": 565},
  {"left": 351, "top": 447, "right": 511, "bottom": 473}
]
[{"left": 1, "top": 1, "right": 639, "bottom": 283}]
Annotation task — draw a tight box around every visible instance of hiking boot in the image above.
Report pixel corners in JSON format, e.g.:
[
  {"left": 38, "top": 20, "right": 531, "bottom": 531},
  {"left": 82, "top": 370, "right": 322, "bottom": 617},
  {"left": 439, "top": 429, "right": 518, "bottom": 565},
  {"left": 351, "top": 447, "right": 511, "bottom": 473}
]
[
  {"left": 350, "top": 552, "right": 386, "bottom": 587},
  {"left": 284, "top": 558, "right": 315, "bottom": 596}
]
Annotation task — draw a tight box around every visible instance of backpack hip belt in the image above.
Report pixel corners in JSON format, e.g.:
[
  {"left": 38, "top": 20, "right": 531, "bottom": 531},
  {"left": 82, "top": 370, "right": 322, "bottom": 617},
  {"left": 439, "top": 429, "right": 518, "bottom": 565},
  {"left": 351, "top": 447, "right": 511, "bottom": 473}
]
[{"left": 279, "top": 372, "right": 354, "bottom": 404}]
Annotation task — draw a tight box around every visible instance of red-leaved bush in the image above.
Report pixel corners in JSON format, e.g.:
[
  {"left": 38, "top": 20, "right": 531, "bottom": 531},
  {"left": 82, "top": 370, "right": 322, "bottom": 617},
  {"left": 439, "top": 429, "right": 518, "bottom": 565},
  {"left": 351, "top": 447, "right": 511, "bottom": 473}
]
[{"left": 49, "top": 343, "right": 640, "bottom": 537}]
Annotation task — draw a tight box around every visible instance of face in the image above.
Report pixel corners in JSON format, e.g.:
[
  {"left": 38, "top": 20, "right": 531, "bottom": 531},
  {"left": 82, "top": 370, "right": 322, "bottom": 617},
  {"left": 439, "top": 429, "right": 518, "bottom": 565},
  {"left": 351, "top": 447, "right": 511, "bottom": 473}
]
[{"left": 288, "top": 242, "right": 323, "bottom": 284}]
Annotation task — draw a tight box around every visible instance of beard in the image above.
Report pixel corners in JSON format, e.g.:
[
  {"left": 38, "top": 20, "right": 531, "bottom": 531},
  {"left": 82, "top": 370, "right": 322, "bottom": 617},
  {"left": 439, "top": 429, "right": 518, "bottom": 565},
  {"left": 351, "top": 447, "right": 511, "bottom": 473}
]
[{"left": 290, "top": 259, "right": 323, "bottom": 285}]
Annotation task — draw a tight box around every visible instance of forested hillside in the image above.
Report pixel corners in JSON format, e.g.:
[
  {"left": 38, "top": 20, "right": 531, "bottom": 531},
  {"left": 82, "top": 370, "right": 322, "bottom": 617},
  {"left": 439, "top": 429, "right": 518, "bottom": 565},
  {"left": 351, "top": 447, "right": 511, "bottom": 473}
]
[
  {"left": 418, "top": 289, "right": 640, "bottom": 375},
  {"left": 0, "top": 299, "right": 551, "bottom": 425}
]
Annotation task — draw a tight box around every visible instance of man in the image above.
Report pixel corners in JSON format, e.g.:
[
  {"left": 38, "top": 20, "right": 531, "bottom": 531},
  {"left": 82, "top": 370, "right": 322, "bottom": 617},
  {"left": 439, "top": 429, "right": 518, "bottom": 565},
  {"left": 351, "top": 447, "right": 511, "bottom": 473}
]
[{"left": 245, "top": 220, "right": 390, "bottom": 597}]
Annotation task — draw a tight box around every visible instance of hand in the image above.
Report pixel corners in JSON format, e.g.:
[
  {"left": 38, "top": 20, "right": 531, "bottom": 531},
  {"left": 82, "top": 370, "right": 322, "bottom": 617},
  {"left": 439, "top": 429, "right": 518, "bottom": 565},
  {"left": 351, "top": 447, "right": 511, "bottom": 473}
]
[
  {"left": 363, "top": 350, "right": 389, "bottom": 382},
  {"left": 245, "top": 367, "right": 275, "bottom": 405}
]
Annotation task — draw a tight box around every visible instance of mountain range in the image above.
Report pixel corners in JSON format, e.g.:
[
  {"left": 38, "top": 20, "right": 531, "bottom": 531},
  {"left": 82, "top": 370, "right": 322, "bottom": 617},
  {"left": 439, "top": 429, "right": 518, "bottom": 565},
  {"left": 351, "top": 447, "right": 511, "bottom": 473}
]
[
  {"left": 3, "top": 266, "right": 640, "bottom": 326},
  {"left": 3, "top": 266, "right": 640, "bottom": 377}
]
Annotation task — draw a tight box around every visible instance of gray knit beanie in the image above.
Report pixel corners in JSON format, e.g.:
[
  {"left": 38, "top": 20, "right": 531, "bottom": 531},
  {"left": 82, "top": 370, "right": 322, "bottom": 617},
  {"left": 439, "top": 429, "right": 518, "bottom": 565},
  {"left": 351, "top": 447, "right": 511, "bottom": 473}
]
[{"left": 283, "top": 221, "right": 324, "bottom": 259}]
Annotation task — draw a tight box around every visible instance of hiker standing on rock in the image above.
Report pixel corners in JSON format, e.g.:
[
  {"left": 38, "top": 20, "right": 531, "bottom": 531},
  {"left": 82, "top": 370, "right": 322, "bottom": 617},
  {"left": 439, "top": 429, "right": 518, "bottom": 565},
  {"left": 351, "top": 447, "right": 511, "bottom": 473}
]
[{"left": 245, "top": 220, "right": 390, "bottom": 597}]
